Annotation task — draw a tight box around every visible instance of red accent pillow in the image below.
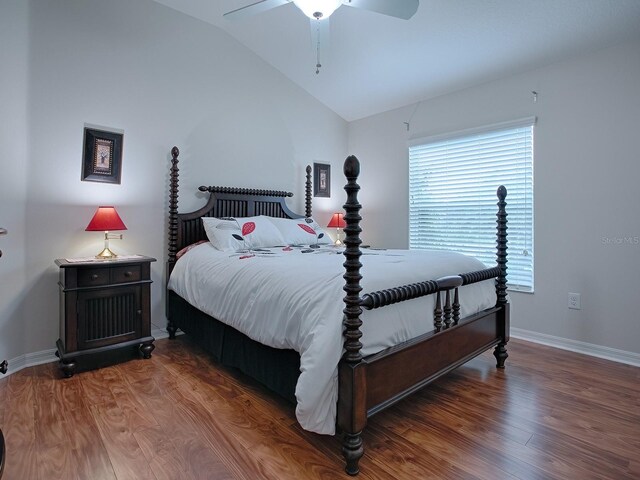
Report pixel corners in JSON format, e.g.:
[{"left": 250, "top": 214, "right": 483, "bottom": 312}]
[{"left": 176, "top": 240, "right": 208, "bottom": 259}]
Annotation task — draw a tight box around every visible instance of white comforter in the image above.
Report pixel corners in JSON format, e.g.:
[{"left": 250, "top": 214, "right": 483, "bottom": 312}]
[{"left": 168, "top": 243, "right": 496, "bottom": 435}]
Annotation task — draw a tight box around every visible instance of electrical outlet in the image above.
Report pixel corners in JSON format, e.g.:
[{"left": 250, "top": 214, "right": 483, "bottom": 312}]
[{"left": 568, "top": 292, "right": 581, "bottom": 310}]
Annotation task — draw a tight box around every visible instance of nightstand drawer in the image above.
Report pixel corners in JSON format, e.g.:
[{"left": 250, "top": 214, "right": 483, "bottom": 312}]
[
  {"left": 111, "top": 265, "right": 141, "bottom": 283},
  {"left": 77, "top": 268, "right": 110, "bottom": 287}
]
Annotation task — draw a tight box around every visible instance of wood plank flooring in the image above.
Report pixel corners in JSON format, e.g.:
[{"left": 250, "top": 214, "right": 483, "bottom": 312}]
[{"left": 0, "top": 338, "right": 638, "bottom": 479}]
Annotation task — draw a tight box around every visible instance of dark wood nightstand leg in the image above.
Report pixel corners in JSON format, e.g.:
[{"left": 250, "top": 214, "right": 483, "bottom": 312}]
[
  {"left": 60, "top": 359, "right": 76, "bottom": 378},
  {"left": 140, "top": 342, "right": 155, "bottom": 359}
]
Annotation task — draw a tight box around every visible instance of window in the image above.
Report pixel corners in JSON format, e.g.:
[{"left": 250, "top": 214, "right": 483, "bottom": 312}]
[{"left": 409, "top": 118, "right": 534, "bottom": 292}]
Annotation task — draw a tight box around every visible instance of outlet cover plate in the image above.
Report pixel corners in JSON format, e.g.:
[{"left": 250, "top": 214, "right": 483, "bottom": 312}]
[{"left": 568, "top": 292, "right": 581, "bottom": 310}]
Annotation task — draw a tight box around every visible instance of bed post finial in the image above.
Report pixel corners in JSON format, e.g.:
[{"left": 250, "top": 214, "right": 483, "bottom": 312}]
[
  {"left": 340, "top": 155, "right": 365, "bottom": 476},
  {"left": 305, "top": 165, "right": 312, "bottom": 218}
]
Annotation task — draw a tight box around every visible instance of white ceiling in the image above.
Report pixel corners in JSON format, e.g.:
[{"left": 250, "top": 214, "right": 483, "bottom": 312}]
[{"left": 153, "top": 0, "right": 640, "bottom": 121}]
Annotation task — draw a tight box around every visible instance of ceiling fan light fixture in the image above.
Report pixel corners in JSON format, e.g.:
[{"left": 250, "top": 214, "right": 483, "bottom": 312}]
[{"left": 293, "top": 0, "right": 342, "bottom": 20}]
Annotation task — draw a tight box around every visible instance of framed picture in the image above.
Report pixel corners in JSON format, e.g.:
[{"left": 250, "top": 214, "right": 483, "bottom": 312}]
[
  {"left": 81, "top": 127, "right": 123, "bottom": 184},
  {"left": 314, "top": 162, "right": 331, "bottom": 197}
]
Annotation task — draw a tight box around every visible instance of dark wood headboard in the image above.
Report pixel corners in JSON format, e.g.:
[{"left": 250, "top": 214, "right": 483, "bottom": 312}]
[{"left": 167, "top": 146, "right": 312, "bottom": 272}]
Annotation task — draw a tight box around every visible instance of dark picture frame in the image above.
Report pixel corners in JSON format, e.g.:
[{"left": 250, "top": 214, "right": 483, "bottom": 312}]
[
  {"left": 314, "top": 162, "right": 331, "bottom": 197},
  {"left": 81, "top": 127, "right": 123, "bottom": 184}
]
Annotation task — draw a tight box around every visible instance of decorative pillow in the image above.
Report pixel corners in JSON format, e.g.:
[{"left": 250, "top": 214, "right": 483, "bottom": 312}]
[
  {"left": 176, "top": 239, "right": 208, "bottom": 259},
  {"left": 268, "top": 217, "right": 331, "bottom": 246},
  {"left": 202, "top": 215, "right": 284, "bottom": 252}
]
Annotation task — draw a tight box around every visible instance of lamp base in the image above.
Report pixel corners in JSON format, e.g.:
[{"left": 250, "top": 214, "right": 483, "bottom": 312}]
[{"left": 95, "top": 247, "right": 118, "bottom": 259}]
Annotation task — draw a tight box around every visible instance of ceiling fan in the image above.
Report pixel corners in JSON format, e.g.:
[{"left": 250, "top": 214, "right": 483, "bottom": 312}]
[{"left": 224, "top": 0, "right": 419, "bottom": 73}]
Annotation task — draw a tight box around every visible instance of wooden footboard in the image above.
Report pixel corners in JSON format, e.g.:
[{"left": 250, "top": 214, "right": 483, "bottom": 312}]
[
  {"left": 362, "top": 307, "right": 504, "bottom": 415},
  {"left": 338, "top": 156, "right": 510, "bottom": 475}
]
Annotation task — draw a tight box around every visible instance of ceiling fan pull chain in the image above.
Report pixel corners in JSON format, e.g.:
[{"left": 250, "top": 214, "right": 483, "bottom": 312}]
[{"left": 315, "top": 20, "right": 322, "bottom": 74}]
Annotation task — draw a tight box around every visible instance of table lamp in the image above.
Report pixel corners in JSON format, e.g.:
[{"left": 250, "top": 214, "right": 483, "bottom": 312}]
[
  {"left": 327, "top": 212, "right": 346, "bottom": 246},
  {"left": 85, "top": 206, "right": 127, "bottom": 259}
]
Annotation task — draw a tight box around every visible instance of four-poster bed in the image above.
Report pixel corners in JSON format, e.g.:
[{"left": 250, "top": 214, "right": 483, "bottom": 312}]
[{"left": 165, "top": 146, "right": 510, "bottom": 475}]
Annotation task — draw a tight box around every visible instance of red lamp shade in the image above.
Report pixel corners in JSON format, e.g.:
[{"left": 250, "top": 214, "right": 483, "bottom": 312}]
[
  {"left": 85, "top": 206, "right": 127, "bottom": 232},
  {"left": 327, "top": 213, "right": 346, "bottom": 229}
]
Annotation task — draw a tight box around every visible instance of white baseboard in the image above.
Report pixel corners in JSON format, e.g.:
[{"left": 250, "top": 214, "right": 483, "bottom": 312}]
[
  {"left": 152, "top": 327, "right": 170, "bottom": 340},
  {"left": 511, "top": 327, "right": 640, "bottom": 367},
  {"left": 6, "top": 347, "right": 59, "bottom": 374},
  {"left": 7, "top": 327, "right": 635, "bottom": 378},
  {"left": 1, "top": 327, "right": 171, "bottom": 377}
]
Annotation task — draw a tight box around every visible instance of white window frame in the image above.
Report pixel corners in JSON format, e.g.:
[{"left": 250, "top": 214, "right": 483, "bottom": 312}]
[{"left": 408, "top": 117, "right": 535, "bottom": 293}]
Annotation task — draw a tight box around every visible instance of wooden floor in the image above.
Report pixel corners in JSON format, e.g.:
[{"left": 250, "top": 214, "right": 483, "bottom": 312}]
[{"left": 0, "top": 338, "right": 638, "bottom": 480}]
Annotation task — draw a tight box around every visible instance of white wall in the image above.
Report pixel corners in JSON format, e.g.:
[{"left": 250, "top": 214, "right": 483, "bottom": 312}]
[
  {"left": 0, "top": 0, "right": 347, "bottom": 362},
  {"left": 0, "top": 0, "right": 29, "bottom": 362},
  {"left": 348, "top": 39, "right": 640, "bottom": 355}
]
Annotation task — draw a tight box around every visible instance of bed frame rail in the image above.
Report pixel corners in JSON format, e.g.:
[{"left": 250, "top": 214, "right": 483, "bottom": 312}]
[{"left": 361, "top": 265, "right": 503, "bottom": 331}]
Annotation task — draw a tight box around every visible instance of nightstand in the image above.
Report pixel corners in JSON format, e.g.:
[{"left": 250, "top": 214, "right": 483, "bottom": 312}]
[{"left": 55, "top": 255, "right": 156, "bottom": 377}]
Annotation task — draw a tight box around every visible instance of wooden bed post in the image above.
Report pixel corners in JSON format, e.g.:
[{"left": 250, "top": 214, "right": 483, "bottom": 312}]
[
  {"left": 305, "top": 165, "right": 312, "bottom": 218},
  {"left": 338, "top": 155, "right": 366, "bottom": 476},
  {"left": 493, "top": 185, "right": 509, "bottom": 368},
  {"left": 167, "top": 146, "right": 180, "bottom": 339}
]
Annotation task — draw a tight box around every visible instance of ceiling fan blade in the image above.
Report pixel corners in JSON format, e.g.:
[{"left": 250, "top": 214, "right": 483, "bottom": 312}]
[
  {"left": 310, "top": 17, "right": 331, "bottom": 73},
  {"left": 223, "top": 0, "right": 291, "bottom": 21},
  {"left": 342, "top": 0, "right": 419, "bottom": 20}
]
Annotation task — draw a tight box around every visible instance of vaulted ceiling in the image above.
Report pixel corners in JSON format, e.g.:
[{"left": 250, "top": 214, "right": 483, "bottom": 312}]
[{"left": 153, "top": 0, "right": 640, "bottom": 121}]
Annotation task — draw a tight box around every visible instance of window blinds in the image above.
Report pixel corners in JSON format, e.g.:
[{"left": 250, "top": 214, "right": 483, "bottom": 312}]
[{"left": 409, "top": 119, "right": 534, "bottom": 291}]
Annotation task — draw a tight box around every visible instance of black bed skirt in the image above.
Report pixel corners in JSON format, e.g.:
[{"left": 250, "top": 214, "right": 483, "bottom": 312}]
[{"left": 168, "top": 292, "right": 300, "bottom": 403}]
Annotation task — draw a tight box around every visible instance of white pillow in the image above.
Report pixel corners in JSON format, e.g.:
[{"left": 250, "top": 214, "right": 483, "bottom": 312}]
[
  {"left": 269, "top": 217, "right": 331, "bottom": 246},
  {"left": 202, "top": 216, "right": 284, "bottom": 252}
]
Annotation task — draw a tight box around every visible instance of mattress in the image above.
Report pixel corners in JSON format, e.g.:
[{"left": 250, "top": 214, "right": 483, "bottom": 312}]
[{"left": 168, "top": 243, "right": 496, "bottom": 435}]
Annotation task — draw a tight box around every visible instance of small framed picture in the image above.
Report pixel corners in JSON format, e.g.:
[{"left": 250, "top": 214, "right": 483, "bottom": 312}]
[
  {"left": 314, "top": 162, "right": 330, "bottom": 197},
  {"left": 81, "top": 127, "right": 123, "bottom": 184}
]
